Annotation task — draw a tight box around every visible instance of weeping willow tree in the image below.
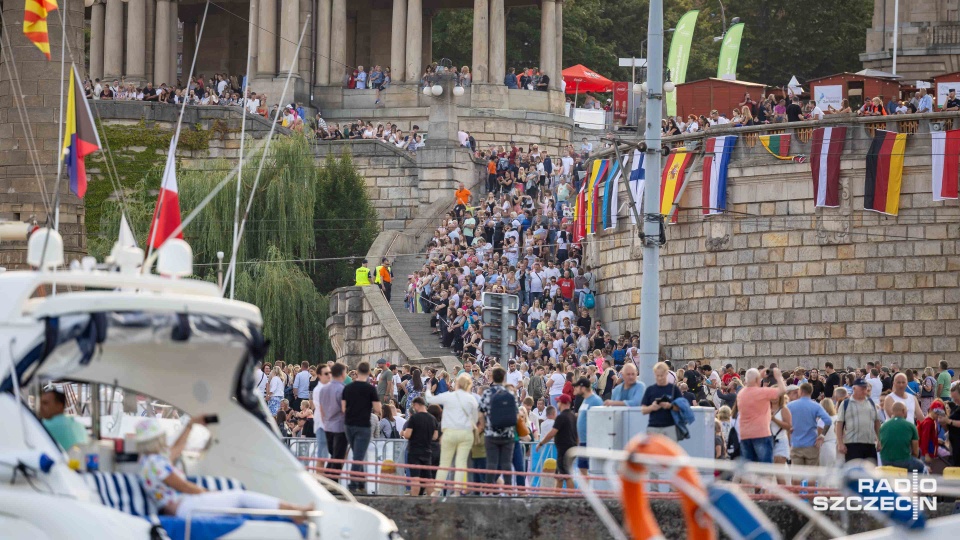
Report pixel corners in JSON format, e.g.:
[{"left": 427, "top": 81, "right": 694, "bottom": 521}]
[{"left": 89, "top": 137, "right": 376, "bottom": 363}]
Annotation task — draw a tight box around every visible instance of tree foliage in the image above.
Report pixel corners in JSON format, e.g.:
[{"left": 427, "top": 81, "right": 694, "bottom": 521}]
[
  {"left": 90, "top": 137, "right": 377, "bottom": 363},
  {"left": 432, "top": 0, "right": 872, "bottom": 88}
]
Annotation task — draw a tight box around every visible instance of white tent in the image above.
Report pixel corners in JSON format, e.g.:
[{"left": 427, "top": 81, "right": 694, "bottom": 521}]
[{"left": 787, "top": 75, "right": 804, "bottom": 97}]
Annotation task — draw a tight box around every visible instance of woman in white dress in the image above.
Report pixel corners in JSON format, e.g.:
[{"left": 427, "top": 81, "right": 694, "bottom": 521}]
[
  {"left": 819, "top": 398, "right": 838, "bottom": 468},
  {"left": 770, "top": 393, "right": 792, "bottom": 483}
]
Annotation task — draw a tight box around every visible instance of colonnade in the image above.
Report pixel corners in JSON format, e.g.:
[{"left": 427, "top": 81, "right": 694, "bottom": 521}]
[{"left": 88, "top": 0, "right": 178, "bottom": 86}]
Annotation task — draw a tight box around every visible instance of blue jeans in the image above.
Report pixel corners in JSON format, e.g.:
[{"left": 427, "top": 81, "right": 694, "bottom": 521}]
[
  {"left": 315, "top": 427, "right": 329, "bottom": 460},
  {"left": 512, "top": 439, "right": 526, "bottom": 487},
  {"left": 345, "top": 424, "right": 372, "bottom": 489},
  {"left": 741, "top": 436, "right": 774, "bottom": 463}
]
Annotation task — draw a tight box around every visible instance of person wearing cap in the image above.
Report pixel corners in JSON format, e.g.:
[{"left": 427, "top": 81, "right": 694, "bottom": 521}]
[
  {"left": 354, "top": 259, "right": 372, "bottom": 286},
  {"left": 835, "top": 378, "right": 881, "bottom": 463},
  {"left": 574, "top": 377, "right": 603, "bottom": 473},
  {"left": 536, "top": 393, "right": 577, "bottom": 487},
  {"left": 39, "top": 388, "right": 88, "bottom": 451},
  {"left": 134, "top": 417, "right": 313, "bottom": 520},
  {"left": 879, "top": 402, "right": 925, "bottom": 472},
  {"left": 785, "top": 384, "right": 800, "bottom": 402},
  {"left": 786, "top": 383, "right": 833, "bottom": 471}
]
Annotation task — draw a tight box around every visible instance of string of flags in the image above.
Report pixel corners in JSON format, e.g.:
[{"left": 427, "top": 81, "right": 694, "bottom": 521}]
[{"left": 572, "top": 125, "right": 960, "bottom": 241}]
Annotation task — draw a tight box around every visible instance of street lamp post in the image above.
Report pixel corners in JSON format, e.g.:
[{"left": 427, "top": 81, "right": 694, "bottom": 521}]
[{"left": 712, "top": 0, "right": 739, "bottom": 43}]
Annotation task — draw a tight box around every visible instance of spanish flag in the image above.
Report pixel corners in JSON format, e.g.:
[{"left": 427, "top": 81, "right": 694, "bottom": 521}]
[
  {"left": 864, "top": 130, "right": 907, "bottom": 216},
  {"left": 62, "top": 64, "right": 102, "bottom": 198},
  {"left": 24, "top": 0, "right": 58, "bottom": 60},
  {"left": 660, "top": 148, "right": 694, "bottom": 223}
]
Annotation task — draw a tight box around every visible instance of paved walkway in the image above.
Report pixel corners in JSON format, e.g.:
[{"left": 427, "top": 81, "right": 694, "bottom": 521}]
[{"left": 387, "top": 254, "right": 451, "bottom": 360}]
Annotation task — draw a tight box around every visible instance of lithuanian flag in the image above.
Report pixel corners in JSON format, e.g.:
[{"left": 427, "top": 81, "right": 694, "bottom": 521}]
[
  {"left": 864, "top": 130, "right": 907, "bottom": 216},
  {"left": 759, "top": 133, "right": 806, "bottom": 163},
  {"left": 24, "top": 0, "right": 58, "bottom": 60},
  {"left": 660, "top": 148, "right": 694, "bottom": 223}
]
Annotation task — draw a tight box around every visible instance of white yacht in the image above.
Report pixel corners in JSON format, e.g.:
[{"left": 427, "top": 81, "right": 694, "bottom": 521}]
[{"left": 0, "top": 229, "right": 401, "bottom": 540}]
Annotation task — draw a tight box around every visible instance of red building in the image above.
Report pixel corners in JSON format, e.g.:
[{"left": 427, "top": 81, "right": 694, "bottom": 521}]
[
  {"left": 675, "top": 78, "right": 767, "bottom": 119},
  {"left": 807, "top": 73, "right": 901, "bottom": 112}
]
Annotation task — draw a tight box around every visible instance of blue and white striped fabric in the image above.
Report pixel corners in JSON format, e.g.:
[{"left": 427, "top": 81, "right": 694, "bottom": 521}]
[
  {"left": 185, "top": 475, "right": 246, "bottom": 491},
  {"left": 83, "top": 471, "right": 156, "bottom": 517}
]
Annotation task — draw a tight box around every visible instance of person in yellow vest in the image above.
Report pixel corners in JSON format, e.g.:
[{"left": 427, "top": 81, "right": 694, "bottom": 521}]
[
  {"left": 355, "top": 259, "right": 373, "bottom": 286},
  {"left": 374, "top": 257, "right": 393, "bottom": 301}
]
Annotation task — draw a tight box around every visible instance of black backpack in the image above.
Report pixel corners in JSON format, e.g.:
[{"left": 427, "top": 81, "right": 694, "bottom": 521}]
[
  {"left": 389, "top": 421, "right": 401, "bottom": 439},
  {"left": 726, "top": 425, "right": 741, "bottom": 460},
  {"left": 488, "top": 388, "right": 519, "bottom": 431}
]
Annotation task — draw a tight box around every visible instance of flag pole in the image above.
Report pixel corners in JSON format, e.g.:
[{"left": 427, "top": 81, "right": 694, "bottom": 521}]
[
  {"left": 53, "top": 1, "right": 68, "bottom": 231},
  {"left": 638, "top": 0, "right": 665, "bottom": 388}
]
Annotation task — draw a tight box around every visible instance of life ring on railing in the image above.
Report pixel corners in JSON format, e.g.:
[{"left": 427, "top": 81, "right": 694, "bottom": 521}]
[{"left": 620, "top": 434, "right": 716, "bottom": 540}]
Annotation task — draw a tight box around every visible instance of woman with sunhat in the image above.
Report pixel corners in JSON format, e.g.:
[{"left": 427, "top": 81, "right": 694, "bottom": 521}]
[{"left": 135, "top": 417, "right": 313, "bottom": 520}]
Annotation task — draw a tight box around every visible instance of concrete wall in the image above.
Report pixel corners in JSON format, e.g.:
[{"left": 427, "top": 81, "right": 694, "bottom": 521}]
[{"left": 584, "top": 114, "right": 960, "bottom": 370}]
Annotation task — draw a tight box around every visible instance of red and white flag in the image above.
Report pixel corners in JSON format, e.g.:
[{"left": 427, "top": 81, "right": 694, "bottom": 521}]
[
  {"left": 810, "top": 126, "right": 846, "bottom": 208},
  {"left": 147, "top": 140, "right": 183, "bottom": 249},
  {"left": 931, "top": 129, "right": 960, "bottom": 201}
]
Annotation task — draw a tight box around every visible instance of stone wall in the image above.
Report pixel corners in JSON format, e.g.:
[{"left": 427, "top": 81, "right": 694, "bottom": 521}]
[{"left": 584, "top": 115, "right": 960, "bottom": 371}]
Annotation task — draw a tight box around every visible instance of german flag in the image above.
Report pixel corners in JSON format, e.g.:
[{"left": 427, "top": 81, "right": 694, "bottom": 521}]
[
  {"left": 864, "top": 130, "right": 907, "bottom": 216},
  {"left": 660, "top": 148, "right": 694, "bottom": 223},
  {"left": 23, "top": 0, "right": 58, "bottom": 60}
]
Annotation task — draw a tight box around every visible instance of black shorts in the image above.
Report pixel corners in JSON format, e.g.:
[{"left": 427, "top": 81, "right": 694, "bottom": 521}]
[
  {"left": 407, "top": 452, "right": 433, "bottom": 479},
  {"left": 376, "top": 83, "right": 386, "bottom": 91},
  {"left": 556, "top": 446, "right": 572, "bottom": 475}
]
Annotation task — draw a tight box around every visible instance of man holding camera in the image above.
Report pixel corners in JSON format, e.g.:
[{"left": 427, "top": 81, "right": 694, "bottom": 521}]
[
  {"left": 640, "top": 362, "right": 682, "bottom": 441},
  {"left": 736, "top": 366, "right": 787, "bottom": 463}
]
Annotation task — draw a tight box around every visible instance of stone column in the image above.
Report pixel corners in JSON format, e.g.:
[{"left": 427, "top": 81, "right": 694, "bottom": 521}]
[
  {"left": 330, "top": 0, "right": 346, "bottom": 85},
  {"left": 471, "top": 0, "right": 487, "bottom": 83},
  {"left": 154, "top": 0, "right": 170, "bottom": 84},
  {"left": 145, "top": 0, "right": 155, "bottom": 83},
  {"left": 89, "top": 0, "right": 105, "bottom": 81},
  {"left": 555, "top": 0, "right": 563, "bottom": 90},
  {"left": 248, "top": 0, "right": 259, "bottom": 74},
  {"left": 316, "top": 0, "right": 331, "bottom": 84},
  {"left": 405, "top": 0, "right": 422, "bottom": 82},
  {"left": 389, "top": 0, "right": 406, "bottom": 82},
  {"left": 181, "top": 20, "right": 195, "bottom": 77},
  {"left": 421, "top": 10, "right": 432, "bottom": 72},
  {"left": 103, "top": 0, "right": 124, "bottom": 80},
  {"left": 169, "top": 1, "right": 178, "bottom": 84},
  {"left": 125, "top": 0, "right": 146, "bottom": 83},
  {"left": 279, "top": 0, "right": 299, "bottom": 73},
  {"left": 257, "top": 0, "right": 276, "bottom": 76},
  {"left": 540, "top": 0, "right": 556, "bottom": 89},
  {"left": 488, "top": 0, "right": 505, "bottom": 84}
]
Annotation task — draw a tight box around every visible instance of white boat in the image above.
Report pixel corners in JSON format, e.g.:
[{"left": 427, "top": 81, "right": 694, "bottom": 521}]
[{"left": 0, "top": 230, "right": 402, "bottom": 540}]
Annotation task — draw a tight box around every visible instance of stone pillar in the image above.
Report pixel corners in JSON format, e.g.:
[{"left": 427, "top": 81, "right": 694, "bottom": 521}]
[
  {"left": 248, "top": 0, "right": 259, "bottom": 74},
  {"left": 421, "top": 10, "right": 432, "bottom": 72},
  {"left": 125, "top": 0, "right": 146, "bottom": 83},
  {"left": 257, "top": 0, "right": 276, "bottom": 76},
  {"left": 389, "top": 0, "right": 406, "bottom": 82},
  {"left": 279, "top": 0, "right": 300, "bottom": 73},
  {"left": 89, "top": 0, "right": 105, "bottom": 81},
  {"left": 488, "top": 0, "right": 505, "bottom": 84},
  {"left": 145, "top": 0, "right": 155, "bottom": 83},
  {"left": 154, "top": 0, "right": 170, "bottom": 84},
  {"left": 169, "top": 1, "right": 178, "bottom": 84},
  {"left": 316, "top": 0, "right": 331, "bottom": 84},
  {"left": 330, "top": 0, "right": 346, "bottom": 85},
  {"left": 181, "top": 20, "right": 195, "bottom": 77},
  {"left": 471, "top": 0, "right": 487, "bottom": 83},
  {"left": 405, "top": 0, "right": 422, "bottom": 82},
  {"left": 555, "top": 0, "right": 563, "bottom": 90},
  {"left": 539, "top": 0, "right": 556, "bottom": 89},
  {"left": 103, "top": 0, "right": 124, "bottom": 80}
]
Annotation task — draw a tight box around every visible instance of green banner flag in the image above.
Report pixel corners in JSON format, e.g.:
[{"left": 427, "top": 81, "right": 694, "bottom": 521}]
[
  {"left": 717, "top": 22, "right": 745, "bottom": 80},
  {"left": 666, "top": 10, "right": 699, "bottom": 117}
]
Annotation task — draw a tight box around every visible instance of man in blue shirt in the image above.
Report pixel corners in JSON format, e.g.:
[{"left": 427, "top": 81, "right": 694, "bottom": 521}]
[
  {"left": 640, "top": 362, "right": 681, "bottom": 441},
  {"left": 292, "top": 361, "right": 312, "bottom": 411},
  {"left": 605, "top": 363, "right": 645, "bottom": 407},
  {"left": 574, "top": 378, "right": 604, "bottom": 473},
  {"left": 786, "top": 382, "right": 832, "bottom": 469},
  {"left": 503, "top": 68, "right": 518, "bottom": 89},
  {"left": 918, "top": 89, "right": 933, "bottom": 113}
]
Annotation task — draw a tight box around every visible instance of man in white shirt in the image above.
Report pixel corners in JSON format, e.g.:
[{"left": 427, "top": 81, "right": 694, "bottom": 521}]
[
  {"left": 809, "top": 101, "right": 824, "bottom": 120},
  {"left": 312, "top": 365, "right": 331, "bottom": 458},
  {"left": 557, "top": 303, "right": 575, "bottom": 326},
  {"left": 580, "top": 138, "right": 593, "bottom": 156},
  {"left": 93, "top": 79, "right": 103, "bottom": 99},
  {"left": 506, "top": 360, "right": 524, "bottom": 389},
  {"left": 539, "top": 406, "right": 556, "bottom": 440},
  {"left": 256, "top": 363, "right": 269, "bottom": 396},
  {"left": 217, "top": 75, "right": 228, "bottom": 96},
  {"left": 547, "top": 366, "right": 566, "bottom": 407},
  {"left": 561, "top": 153, "right": 574, "bottom": 178},
  {"left": 867, "top": 368, "right": 883, "bottom": 401}
]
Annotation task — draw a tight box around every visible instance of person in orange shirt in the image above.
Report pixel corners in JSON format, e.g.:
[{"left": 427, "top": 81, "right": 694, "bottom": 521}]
[
  {"left": 374, "top": 257, "right": 393, "bottom": 301},
  {"left": 486, "top": 157, "right": 498, "bottom": 193},
  {"left": 454, "top": 182, "right": 472, "bottom": 220}
]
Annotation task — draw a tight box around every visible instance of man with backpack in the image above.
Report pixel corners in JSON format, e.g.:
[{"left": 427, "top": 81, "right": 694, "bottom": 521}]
[
  {"left": 478, "top": 367, "right": 518, "bottom": 485},
  {"left": 836, "top": 379, "right": 881, "bottom": 463}
]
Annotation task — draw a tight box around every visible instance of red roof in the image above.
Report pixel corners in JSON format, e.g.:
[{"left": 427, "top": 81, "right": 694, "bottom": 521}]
[{"left": 562, "top": 64, "right": 613, "bottom": 94}]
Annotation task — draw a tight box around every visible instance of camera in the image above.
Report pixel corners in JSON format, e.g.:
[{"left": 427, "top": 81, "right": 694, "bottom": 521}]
[{"left": 656, "top": 396, "right": 672, "bottom": 405}]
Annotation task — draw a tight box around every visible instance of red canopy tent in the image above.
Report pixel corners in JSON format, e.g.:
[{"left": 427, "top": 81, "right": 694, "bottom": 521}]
[{"left": 562, "top": 64, "right": 613, "bottom": 94}]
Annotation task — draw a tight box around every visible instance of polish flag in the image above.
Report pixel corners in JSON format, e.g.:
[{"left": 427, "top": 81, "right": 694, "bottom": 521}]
[
  {"left": 147, "top": 140, "right": 183, "bottom": 249},
  {"left": 930, "top": 129, "right": 960, "bottom": 202}
]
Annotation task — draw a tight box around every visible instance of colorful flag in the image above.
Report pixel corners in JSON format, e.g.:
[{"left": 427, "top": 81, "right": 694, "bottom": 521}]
[
  {"left": 864, "top": 130, "right": 907, "bottom": 216},
  {"left": 810, "top": 126, "right": 847, "bottom": 207},
  {"left": 759, "top": 133, "right": 791, "bottom": 159},
  {"left": 660, "top": 148, "right": 694, "bottom": 223},
  {"left": 930, "top": 129, "right": 960, "bottom": 201},
  {"left": 62, "top": 65, "right": 101, "bottom": 198},
  {"left": 23, "top": 0, "right": 58, "bottom": 60},
  {"left": 702, "top": 135, "right": 738, "bottom": 216},
  {"left": 147, "top": 139, "right": 184, "bottom": 248},
  {"left": 586, "top": 160, "right": 608, "bottom": 235},
  {"left": 602, "top": 156, "right": 625, "bottom": 230},
  {"left": 574, "top": 183, "right": 587, "bottom": 242},
  {"left": 628, "top": 149, "right": 645, "bottom": 224}
]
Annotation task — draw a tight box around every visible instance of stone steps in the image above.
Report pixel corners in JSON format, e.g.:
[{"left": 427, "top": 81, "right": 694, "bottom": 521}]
[{"left": 386, "top": 254, "right": 454, "bottom": 360}]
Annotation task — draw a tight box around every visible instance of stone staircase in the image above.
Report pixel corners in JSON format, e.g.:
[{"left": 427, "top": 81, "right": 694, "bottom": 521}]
[{"left": 387, "top": 253, "right": 452, "bottom": 360}]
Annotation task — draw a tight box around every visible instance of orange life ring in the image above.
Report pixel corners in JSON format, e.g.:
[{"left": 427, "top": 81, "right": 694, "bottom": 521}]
[{"left": 620, "top": 434, "right": 716, "bottom": 540}]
